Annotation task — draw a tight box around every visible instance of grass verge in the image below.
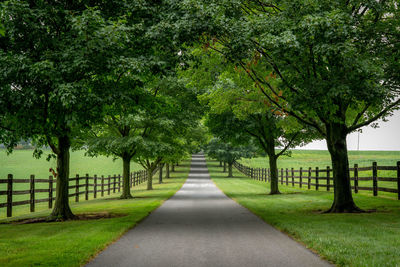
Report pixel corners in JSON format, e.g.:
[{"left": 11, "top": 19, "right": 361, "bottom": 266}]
[
  {"left": 0, "top": 160, "right": 189, "bottom": 267},
  {"left": 207, "top": 158, "right": 400, "bottom": 267}
]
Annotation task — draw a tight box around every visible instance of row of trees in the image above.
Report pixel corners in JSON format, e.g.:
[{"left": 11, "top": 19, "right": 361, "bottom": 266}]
[
  {"left": 183, "top": 0, "right": 400, "bottom": 212},
  {"left": 0, "top": 1, "right": 206, "bottom": 220}
]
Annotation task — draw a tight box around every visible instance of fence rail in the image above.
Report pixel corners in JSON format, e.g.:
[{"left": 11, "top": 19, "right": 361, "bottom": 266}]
[
  {"left": 233, "top": 161, "right": 400, "bottom": 199},
  {"left": 0, "top": 169, "right": 157, "bottom": 218}
]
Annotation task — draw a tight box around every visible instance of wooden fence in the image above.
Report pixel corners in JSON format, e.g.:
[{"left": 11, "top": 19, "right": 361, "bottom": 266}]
[
  {"left": 0, "top": 169, "right": 156, "bottom": 218},
  {"left": 233, "top": 161, "right": 400, "bottom": 199}
]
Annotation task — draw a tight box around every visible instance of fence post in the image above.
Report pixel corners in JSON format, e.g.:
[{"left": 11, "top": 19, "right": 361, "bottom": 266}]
[
  {"left": 113, "top": 175, "right": 116, "bottom": 193},
  {"left": 354, "top": 164, "right": 358, "bottom": 193},
  {"left": 268, "top": 168, "right": 270, "bottom": 182},
  {"left": 327, "top": 166, "right": 330, "bottom": 191},
  {"left": 108, "top": 175, "right": 111, "bottom": 195},
  {"left": 251, "top": 168, "right": 253, "bottom": 179},
  {"left": 285, "top": 168, "right": 289, "bottom": 185},
  {"left": 118, "top": 174, "right": 121, "bottom": 192},
  {"left": 49, "top": 175, "right": 53, "bottom": 209},
  {"left": 94, "top": 175, "right": 97, "bottom": 199},
  {"left": 30, "top": 174, "right": 35, "bottom": 212},
  {"left": 75, "top": 174, "right": 80, "bottom": 202},
  {"left": 101, "top": 175, "right": 104, "bottom": 197},
  {"left": 397, "top": 161, "right": 400, "bottom": 200},
  {"left": 315, "top": 167, "right": 319, "bottom": 191},
  {"left": 281, "top": 168, "right": 284, "bottom": 185},
  {"left": 85, "top": 174, "right": 89, "bottom": 201},
  {"left": 291, "top": 168, "right": 294, "bottom": 187},
  {"left": 308, "top": 167, "right": 311, "bottom": 189},
  {"left": 373, "top": 162, "right": 378, "bottom": 196},
  {"left": 299, "top": 167, "right": 302, "bottom": 188},
  {"left": 7, "top": 174, "right": 13, "bottom": 217}
]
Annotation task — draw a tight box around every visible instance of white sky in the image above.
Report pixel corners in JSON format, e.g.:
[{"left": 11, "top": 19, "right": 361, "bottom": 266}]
[{"left": 298, "top": 110, "right": 400, "bottom": 151}]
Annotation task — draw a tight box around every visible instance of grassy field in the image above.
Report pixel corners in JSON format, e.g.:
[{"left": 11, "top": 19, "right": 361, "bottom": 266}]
[
  {"left": 207, "top": 158, "right": 400, "bottom": 267},
  {"left": 239, "top": 150, "right": 400, "bottom": 169},
  {"left": 0, "top": 159, "right": 190, "bottom": 267},
  {"left": 0, "top": 149, "right": 144, "bottom": 218},
  {"left": 0, "top": 148, "right": 143, "bottom": 180}
]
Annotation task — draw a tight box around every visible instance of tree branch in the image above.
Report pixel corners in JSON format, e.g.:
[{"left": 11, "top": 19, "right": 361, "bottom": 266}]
[{"left": 348, "top": 99, "right": 400, "bottom": 132}]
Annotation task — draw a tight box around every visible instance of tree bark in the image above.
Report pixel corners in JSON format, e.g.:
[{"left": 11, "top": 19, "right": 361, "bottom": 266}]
[
  {"left": 147, "top": 168, "right": 153, "bottom": 190},
  {"left": 159, "top": 163, "right": 163, "bottom": 184},
  {"left": 228, "top": 162, "right": 233, "bottom": 177},
  {"left": 265, "top": 134, "right": 280, "bottom": 195},
  {"left": 120, "top": 154, "right": 133, "bottom": 199},
  {"left": 50, "top": 135, "right": 76, "bottom": 220},
  {"left": 325, "top": 123, "right": 363, "bottom": 213},
  {"left": 223, "top": 161, "right": 227, "bottom": 172},
  {"left": 268, "top": 155, "right": 280, "bottom": 195},
  {"left": 166, "top": 163, "right": 170, "bottom": 178}
]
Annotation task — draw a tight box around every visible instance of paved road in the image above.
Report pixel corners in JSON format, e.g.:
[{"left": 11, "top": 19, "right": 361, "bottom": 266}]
[{"left": 86, "top": 154, "right": 332, "bottom": 267}]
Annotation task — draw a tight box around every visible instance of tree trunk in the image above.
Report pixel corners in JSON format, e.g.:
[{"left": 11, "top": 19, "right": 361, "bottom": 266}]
[
  {"left": 263, "top": 134, "right": 280, "bottom": 195},
  {"left": 159, "top": 163, "right": 163, "bottom": 184},
  {"left": 223, "top": 161, "right": 227, "bottom": 172},
  {"left": 228, "top": 162, "right": 233, "bottom": 177},
  {"left": 120, "top": 154, "right": 133, "bottom": 199},
  {"left": 166, "top": 164, "right": 170, "bottom": 178},
  {"left": 325, "top": 123, "right": 363, "bottom": 213},
  {"left": 50, "top": 135, "right": 76, "bottom": 220},
  {"left": 219, "top": 161, "right": 222, "bottom": 167},
  {"left": 268, "top": 155, "right": 280, "bottom": 195},
  {"left": 171, "top": 164, "right": 175, "bottom": 172},
  {"left": 147, "top": 168, "right": 153, "bottom": 190}
]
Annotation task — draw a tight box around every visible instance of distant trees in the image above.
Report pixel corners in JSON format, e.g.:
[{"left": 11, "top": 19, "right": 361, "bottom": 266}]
[
  {"left": 189, "top": 50, "right": 315, "bottom": 193},
  {"left": 205, "top": 138, "right": 257, "bottom": 177}
]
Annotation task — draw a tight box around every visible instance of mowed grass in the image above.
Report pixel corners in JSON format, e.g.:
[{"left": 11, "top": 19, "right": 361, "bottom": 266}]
[
  {"left": 207, "top": 159, "right": 400, "bottom": 267},
  {"left": 0, "top": 149, "right": 143, "bottom": 218},
  {"left": 0, "top": 160, "right": 190, "bottom": 267}
]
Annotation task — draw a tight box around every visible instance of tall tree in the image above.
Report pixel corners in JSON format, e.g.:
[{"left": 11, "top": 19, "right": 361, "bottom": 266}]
[
  {"left": 181, "top": 0, "right": 400, "bottom": 212},
  {"left": 0, "top": 1, "right": 130, "bottom": 220}
]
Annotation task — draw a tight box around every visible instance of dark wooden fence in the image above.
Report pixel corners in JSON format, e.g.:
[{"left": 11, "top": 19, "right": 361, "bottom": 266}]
[
  {"left": 233, "top": 161, "right": 400, "bottom": 200},
  {"left": 0, "top": 169, "right": 156, "bottom": 218}
]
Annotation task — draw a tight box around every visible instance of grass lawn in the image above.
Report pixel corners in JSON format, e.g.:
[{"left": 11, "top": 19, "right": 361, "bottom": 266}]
[
  {"left": 207, "top": 158, "right": 400, "bottom": 267},
  {"left": 0, "top": 160, "right": 190, "bottom": 267}
]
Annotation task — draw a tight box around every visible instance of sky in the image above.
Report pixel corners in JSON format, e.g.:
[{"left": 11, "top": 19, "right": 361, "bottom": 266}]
[{"left": 298, "top": 109, "right": 400, "bottom": 151}]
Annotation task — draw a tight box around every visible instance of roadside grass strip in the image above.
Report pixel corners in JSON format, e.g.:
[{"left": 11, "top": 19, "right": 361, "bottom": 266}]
[
  {"left": 0, "top": 161, "right": 189, "bottom": 267},
  {"left": 207, "top": 158, "right": 400, "bottom": 267}
]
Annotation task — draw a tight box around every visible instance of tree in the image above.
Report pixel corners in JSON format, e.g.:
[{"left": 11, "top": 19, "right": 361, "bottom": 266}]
[
  {"left": 181, "top": 0, "right": 400, "bottom": 212},
  {"left": 205, "top": 138, "right": 257, "bottom": 177},
  {"left": 0, "top": 1, "right": 132, "bottom": 220}
]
